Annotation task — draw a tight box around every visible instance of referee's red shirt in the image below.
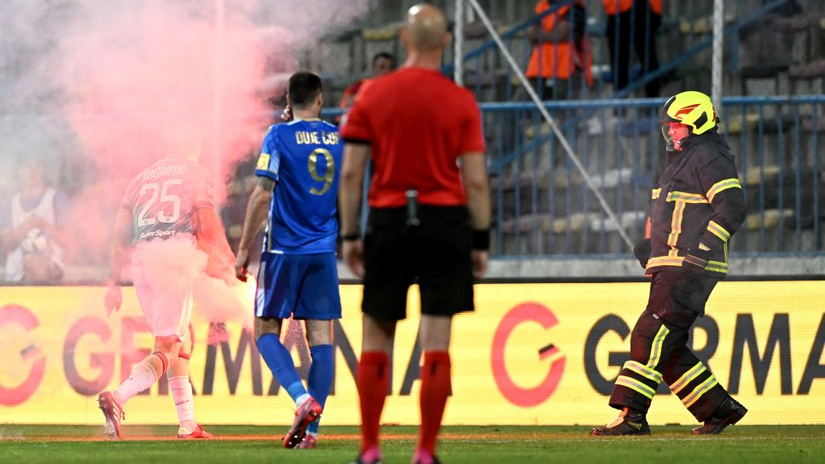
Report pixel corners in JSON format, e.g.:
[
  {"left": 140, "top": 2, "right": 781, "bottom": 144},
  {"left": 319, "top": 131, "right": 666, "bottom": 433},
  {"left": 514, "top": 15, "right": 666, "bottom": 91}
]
[{"left": 341, "top": 67, "right": 486, "bottom": 208}]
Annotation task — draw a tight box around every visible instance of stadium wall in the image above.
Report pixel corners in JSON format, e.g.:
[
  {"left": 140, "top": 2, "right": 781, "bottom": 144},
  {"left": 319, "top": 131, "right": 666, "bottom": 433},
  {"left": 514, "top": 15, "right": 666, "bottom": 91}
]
[{"left": 1, "top": 283, "right": 824, "bottom": 426}]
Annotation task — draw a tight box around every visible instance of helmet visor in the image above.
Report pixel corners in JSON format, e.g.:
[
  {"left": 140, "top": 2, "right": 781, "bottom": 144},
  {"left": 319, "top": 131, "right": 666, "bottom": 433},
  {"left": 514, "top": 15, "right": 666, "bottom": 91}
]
[{"left": 661, "top": 125, "right": 675, "bottom": 152}]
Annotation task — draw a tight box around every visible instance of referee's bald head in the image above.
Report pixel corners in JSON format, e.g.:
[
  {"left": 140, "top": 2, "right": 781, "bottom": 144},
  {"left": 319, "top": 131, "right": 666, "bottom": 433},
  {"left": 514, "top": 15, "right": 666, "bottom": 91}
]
[{"left": 403, "top": 3, "right": 449, "bottom": 52}]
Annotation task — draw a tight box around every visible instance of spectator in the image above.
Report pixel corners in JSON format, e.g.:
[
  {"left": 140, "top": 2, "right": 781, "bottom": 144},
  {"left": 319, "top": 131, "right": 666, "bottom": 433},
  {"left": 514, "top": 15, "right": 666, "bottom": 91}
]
[
  {"left": 339, "top": 52, "right": 397, "bottom": 109},
  {"left": 526, "top": 0, "right": 592, "bottom": 100},
  {"left": 0, "top": 158, "right": 70, "bottom": 283},
  {"left": 603, "top": 0, "right": 663, "bottom": 97}
]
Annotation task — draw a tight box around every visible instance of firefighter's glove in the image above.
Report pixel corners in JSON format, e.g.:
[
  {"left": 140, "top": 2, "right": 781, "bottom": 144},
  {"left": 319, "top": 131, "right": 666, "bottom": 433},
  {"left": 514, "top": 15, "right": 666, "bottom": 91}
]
[
  {"left": 633, "top": 238, "right": 652, "bottom": 269},
  {"left": 671, "top": 248, "right": 711, "bottom": 310}
]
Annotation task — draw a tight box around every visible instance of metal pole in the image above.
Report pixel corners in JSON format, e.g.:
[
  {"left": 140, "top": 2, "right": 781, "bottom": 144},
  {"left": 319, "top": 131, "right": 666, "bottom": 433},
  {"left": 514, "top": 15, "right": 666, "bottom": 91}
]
[
  {"left": 454, "top": 0, "right": 465, "bottom": 85},
  {"left": 213, "top": 0, "right": 225, "bottom": 175},
  {"left": 465, "top": 0, "right": 634, "bottom": 249},
  {"left": 712, "top": 0, "right": 724, "bottom": 111}
]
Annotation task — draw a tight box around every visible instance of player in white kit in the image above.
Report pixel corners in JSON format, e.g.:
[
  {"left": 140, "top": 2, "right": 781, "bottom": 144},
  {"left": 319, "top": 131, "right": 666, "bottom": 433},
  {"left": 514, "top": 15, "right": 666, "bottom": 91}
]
[{"left": 98, "top": 148, "right": 235, "bottom": 440}]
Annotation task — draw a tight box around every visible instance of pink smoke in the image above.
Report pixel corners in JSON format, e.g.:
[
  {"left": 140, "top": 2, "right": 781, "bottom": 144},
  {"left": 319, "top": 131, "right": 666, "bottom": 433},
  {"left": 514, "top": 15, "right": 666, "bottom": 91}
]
[
  {"left": 62, "top": 0, "right": 283, "bottom": 200},
  {"left": 47, "top": 0, "right": 369, "bottom": 324}
]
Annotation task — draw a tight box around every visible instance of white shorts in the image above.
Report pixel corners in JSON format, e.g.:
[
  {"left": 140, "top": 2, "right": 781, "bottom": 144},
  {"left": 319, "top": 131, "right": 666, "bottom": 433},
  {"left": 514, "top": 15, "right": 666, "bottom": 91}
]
[
  {"left": 132, "top": 265, "right": 194, "bottom": 340},
  {"left": 131, "top": 236, "right": 206, "bottom": 340}
]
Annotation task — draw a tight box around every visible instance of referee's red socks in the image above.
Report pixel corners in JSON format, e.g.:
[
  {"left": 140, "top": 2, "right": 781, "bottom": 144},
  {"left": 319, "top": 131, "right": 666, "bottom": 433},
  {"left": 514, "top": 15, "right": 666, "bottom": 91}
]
[
  {"left": 418, "top": 351, "right": 452, "bottom": 456},
  {"left": 357, "top": 351, "right": 389, "bottom": 453}
]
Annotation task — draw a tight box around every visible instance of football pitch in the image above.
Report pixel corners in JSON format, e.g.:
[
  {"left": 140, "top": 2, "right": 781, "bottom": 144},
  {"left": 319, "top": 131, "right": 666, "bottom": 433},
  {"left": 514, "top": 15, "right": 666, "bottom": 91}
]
[{"left": 1, "top": 425, "right": 824, "bottom": 464}]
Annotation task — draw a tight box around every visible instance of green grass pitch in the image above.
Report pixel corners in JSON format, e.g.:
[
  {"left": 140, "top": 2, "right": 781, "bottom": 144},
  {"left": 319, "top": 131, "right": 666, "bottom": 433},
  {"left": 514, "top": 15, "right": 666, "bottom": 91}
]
[{"left": 1, "top": 425, "right": 824, "bottom": 464}]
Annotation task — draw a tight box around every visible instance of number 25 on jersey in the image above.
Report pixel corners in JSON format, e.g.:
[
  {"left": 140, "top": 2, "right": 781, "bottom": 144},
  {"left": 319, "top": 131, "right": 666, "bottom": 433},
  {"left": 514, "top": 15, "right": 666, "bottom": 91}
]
[{"left": 137, "top": 179, "right": 182, "bottom": 227}]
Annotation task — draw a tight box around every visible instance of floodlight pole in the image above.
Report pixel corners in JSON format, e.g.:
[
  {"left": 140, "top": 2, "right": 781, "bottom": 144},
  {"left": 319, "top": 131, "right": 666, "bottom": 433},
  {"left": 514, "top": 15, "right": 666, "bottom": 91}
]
[
  {"left": 465, "top": 0, "right": 634, "bottom": 250},
  {"left": 454, "top": 0, "right": 465, "bottom": 85},
  {"left": 712, "top": 0, "right": 724, "bottom": 111}
]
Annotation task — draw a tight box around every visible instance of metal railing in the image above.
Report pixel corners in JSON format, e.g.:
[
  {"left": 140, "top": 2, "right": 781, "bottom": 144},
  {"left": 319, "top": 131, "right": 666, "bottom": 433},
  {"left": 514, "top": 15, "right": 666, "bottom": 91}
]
[
  {"left": 477, "top": 95, "right": 824, "bottom": 258},
  {"left": 442, "top": 0, "right": 795, "bottom": 103},
  {"left": 323, "top": 94, "right": 824, "bottom": 259}
]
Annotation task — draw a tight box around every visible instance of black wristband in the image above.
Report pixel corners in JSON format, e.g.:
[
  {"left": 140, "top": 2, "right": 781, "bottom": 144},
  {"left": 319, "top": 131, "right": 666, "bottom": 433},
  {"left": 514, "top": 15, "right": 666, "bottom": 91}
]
[
  {"left": 340, "top": 233, "right": 360, "bottom": 242},
  {"left": 472, "top": 228, "right": 490, "bottom": 251}
]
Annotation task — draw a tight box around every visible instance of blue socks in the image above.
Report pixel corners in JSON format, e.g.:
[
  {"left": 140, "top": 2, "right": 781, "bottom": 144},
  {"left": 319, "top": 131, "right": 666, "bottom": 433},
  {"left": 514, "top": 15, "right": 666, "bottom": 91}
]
[
  {"left": 256, "top": 333, "right": 307, "bottom": 404},
  {"left": 307, "top": 344, "right": 334, "bottom": 435}
]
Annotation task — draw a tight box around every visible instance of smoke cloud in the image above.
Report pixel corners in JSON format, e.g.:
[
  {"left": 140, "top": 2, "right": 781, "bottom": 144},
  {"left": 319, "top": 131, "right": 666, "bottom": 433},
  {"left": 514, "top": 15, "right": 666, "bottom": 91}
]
[{"left": 1, "top": 0, "right": 371, "bottom": 324}]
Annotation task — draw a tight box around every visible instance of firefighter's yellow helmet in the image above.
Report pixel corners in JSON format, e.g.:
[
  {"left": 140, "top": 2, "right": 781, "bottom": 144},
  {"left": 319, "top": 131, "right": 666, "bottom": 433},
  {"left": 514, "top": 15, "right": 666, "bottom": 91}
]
[{"left": 659, "top": 91, "right": 718, "bottom": 135}]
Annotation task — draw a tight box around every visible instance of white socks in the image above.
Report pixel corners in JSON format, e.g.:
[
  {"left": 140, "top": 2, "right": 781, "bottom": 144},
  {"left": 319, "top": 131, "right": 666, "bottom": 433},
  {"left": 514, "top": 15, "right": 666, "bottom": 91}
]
[
  {"left": 295, "top": 393, "right": 311, "bottom": 408},
  {"left": 169, "top": 376, "right": 197, "bottom": 432},
  {"left": 114, "top": 359, "right": 159, "bottom": 405}
]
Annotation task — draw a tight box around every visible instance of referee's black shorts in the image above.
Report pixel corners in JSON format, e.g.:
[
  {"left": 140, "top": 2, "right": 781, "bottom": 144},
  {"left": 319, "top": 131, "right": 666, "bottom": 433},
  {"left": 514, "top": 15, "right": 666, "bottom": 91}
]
[{"left": 362, "top": 206, "right": 474, "bottom": 321}]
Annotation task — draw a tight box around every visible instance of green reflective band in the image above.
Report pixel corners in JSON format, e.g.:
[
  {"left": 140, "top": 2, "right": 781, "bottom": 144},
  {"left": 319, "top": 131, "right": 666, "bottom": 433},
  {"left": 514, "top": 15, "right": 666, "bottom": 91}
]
[
  {"left": 707, "top": 220, "right": 731, "bottom": 242},
  {"left": 625, "top": 361, "right": 663, "bottom": 384},
  {"left": 670, "top": 362, "right": 707, "bottom": 394},
  {"left": 705, "top": 260, "right": 729, "bottom": 273},
  {"left": 666, "top": 191, "right": 708, "bottom": 203},
  {"left": 683, "top": 376, "right": 719, "bottom": 408},
  {"left": 616, "top": 375, "right": 656, "bottom": 399},
  {"left": 707, "top": 178, "right": 742, "bottom": 202},
  {"left": 647, "top": 325, "right": 670, "bottom": 369}
]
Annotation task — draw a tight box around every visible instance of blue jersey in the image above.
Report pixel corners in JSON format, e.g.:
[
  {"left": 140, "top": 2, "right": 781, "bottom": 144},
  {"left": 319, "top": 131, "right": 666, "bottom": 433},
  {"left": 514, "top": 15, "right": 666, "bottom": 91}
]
[{"left": 255, "top": 118, "right": 342, "bottom": 254}]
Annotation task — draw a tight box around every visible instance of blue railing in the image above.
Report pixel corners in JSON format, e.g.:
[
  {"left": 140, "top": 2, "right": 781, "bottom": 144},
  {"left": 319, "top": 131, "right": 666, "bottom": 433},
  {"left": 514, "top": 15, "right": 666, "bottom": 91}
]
[{"left": 322, "top": 94, "right": 825, "bottom": 258}]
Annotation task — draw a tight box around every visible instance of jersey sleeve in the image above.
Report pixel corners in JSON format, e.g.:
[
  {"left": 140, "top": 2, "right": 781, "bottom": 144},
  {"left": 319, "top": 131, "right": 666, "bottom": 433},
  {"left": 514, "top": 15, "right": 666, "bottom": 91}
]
[
  {"left": 119, "top": 180, "right": 135, "bottom": 214},
  {"left": 340, "top": 91, "right": 373, "bottom": 144},
  {"left": 192, "top": 170, "right": 216, "bottom": 211},
  {"left": 255, "top": 127, "right": 282, "bottom": 181},
  {"left": 460, "top": 95, "right": 486, "bottom": 155},
  {"left": 696, "top": 155, "right": 746, "bottom": 252}
]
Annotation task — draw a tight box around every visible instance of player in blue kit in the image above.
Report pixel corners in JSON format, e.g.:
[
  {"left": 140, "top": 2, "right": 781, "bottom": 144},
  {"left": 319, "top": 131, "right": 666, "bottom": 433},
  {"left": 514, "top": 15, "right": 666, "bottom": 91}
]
[{"left": 235, "top": 71, "right": 342, "bottom": 449}]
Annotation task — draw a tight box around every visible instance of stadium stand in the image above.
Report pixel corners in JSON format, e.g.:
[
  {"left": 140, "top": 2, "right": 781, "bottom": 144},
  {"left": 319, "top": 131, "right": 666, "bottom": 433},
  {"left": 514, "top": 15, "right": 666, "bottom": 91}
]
[{"left": 297, "top": 0, "right": 825, "bottom": 268}]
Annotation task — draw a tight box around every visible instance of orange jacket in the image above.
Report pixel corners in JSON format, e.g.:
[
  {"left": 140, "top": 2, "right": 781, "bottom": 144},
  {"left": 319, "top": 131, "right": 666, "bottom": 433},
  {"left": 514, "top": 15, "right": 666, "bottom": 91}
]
[
  {"left": 526, "top": 1, "right": 593, "bottom": 85},
  {"left": 602, "top": 0, "right": 662, "bottom": 15}
]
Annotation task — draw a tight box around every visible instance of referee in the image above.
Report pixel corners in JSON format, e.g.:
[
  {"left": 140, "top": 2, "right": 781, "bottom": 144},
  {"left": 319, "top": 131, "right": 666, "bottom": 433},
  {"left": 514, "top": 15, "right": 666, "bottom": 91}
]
[{"left": 339, "top": 4, "right": 490, "bottom": 464}]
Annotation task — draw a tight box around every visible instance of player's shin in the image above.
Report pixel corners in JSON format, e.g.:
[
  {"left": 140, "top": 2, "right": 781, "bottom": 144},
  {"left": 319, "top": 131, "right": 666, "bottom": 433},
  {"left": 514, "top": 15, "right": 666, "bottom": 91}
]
[
  {"left": 114, "top": 351, "right": 168, "bottom": 405},
  {"left": 256, "top": 332, "right": 309, "bottom": 405},
  {"left": 417, "top": 351, "right": 451, "bottom": 458},
  {"left": 306, "top": 344, "right": 334, "bottom": 438},
  {"left": 358, "top": 351, "right": 389, "bottom": 454},
  {"left": 168, "top": 353, "right": 197, "bottom": 433}
]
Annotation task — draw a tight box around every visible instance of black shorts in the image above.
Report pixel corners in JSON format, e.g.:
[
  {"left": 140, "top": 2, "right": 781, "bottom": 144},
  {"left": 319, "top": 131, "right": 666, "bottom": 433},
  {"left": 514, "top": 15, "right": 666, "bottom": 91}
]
[{"left": 362, "top": 206, "right": 474, "bottom": 321}]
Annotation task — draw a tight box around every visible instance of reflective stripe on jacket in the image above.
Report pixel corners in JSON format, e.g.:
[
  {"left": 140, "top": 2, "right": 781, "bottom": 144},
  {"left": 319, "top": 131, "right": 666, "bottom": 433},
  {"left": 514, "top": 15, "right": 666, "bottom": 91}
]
[{"left": 646, "top": 131, "right": 746, "bottom": 276}]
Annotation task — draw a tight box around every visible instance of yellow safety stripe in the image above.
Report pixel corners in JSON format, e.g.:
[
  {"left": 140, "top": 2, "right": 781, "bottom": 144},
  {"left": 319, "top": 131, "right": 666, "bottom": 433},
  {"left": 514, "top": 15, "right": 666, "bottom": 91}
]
[
  {"left": 706, "top": 178, "right": 742, "bottom": 203},
  {"left": 667, "top": 200, "right": 687, "bottom": 246},
  {"left": 647, "top": 325, "right": 670, "bottom": 369},
  {"left": 683, "top": 376, "right": 720, "bottom": 408},
  {"left": 705, "top": 260, "right": 728, "bottom": 273},
  {"left": 646, "top": 255, "right": 685, "bottom": 269},
  {"left": 625, "top": 361, "right": 663, "bottom": 384},
  {"left": 669, "top": 362, "right": 707, "bottom": 394},
  {"left": 707, "top": 220, "right": 731, "bottom": 242},
  {"left": 666, "top": 191, "right": 709, "bottom": 203},
  {"left": 616, "top": 375, "right": 656, "bottom": 399},
  {"left": 652, "top": 188, "right": 662, "bottom": 200}
]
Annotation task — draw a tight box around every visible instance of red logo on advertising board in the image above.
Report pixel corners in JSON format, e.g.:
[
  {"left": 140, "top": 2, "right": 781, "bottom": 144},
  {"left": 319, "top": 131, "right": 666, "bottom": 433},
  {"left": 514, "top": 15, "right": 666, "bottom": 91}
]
[
  {"left": 491, "top": 302, "right": 565, "bottom": 407},
  {"left": 0, "top": 305, "right": 46, "bottom": 406}
]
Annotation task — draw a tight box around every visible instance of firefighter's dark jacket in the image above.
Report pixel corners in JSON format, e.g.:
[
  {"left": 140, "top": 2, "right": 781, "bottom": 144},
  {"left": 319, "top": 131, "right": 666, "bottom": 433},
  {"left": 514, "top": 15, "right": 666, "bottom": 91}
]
[{"left": 647, "top": 129, "right": 746, "bottom": 276}]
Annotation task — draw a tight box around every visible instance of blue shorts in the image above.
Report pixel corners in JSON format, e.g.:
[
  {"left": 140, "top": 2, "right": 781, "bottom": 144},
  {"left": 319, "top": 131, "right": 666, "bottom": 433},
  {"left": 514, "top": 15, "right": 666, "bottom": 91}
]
[{"left": 255, "top": 252, "right": 342, "bottom": 320}]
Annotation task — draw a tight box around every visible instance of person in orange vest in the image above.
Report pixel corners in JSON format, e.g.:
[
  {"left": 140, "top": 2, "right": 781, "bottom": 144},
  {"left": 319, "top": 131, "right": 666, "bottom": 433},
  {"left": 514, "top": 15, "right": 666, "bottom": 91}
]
[
  {"left": 526, "top": 0, "right": 593, "bottom": 100},
  {"left": 602, "top": 0, "right": 663, "bottom": 97}
]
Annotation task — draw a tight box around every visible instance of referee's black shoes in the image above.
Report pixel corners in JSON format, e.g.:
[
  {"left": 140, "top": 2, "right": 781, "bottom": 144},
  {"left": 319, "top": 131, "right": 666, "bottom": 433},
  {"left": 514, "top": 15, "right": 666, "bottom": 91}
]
[
  {"left": 590, "top": 407, "right": 651, "bottom": 436},
  {"left": 692, "top": 397, "right": 748, "bottom": 435}
]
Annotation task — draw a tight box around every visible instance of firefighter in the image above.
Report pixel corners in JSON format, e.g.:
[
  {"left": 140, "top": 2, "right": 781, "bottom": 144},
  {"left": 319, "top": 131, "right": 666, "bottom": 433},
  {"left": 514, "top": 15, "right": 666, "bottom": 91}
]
[{"left": 591, "top": 91, "right": 748, "bottom": 436}]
